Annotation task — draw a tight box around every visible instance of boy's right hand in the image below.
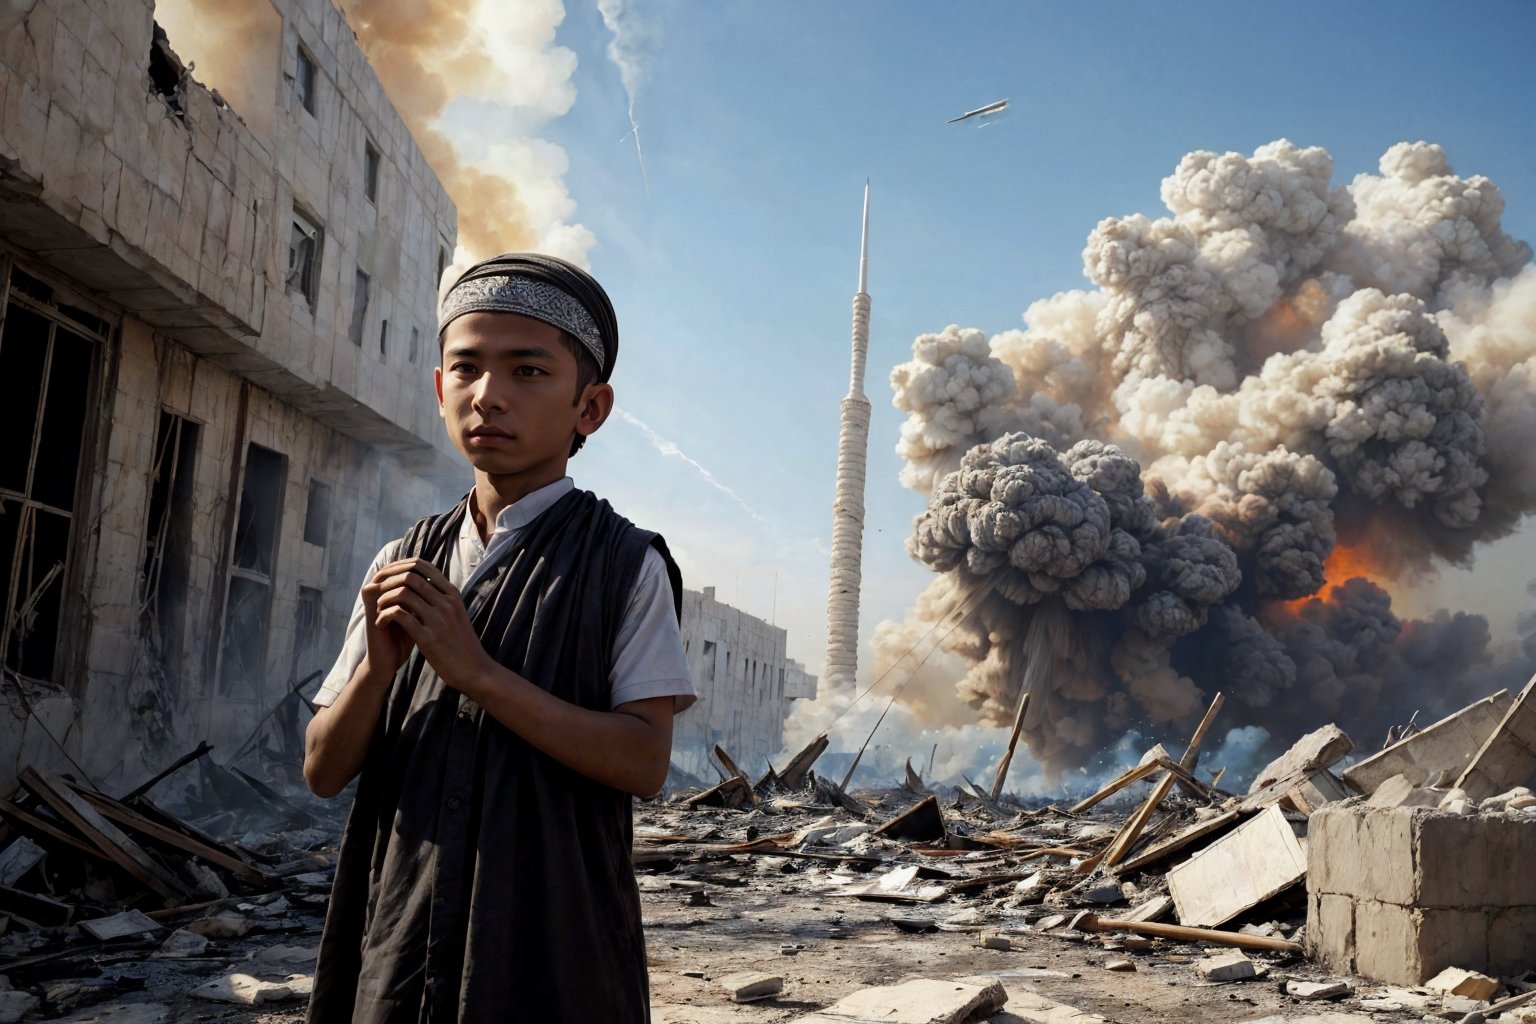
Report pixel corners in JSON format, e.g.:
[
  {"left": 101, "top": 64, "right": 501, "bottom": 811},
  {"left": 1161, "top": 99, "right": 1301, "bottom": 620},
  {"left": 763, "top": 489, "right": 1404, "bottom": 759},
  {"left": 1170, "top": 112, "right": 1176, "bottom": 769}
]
[{"left": 360, "top": 564, "right": 413, "bottom": 681}]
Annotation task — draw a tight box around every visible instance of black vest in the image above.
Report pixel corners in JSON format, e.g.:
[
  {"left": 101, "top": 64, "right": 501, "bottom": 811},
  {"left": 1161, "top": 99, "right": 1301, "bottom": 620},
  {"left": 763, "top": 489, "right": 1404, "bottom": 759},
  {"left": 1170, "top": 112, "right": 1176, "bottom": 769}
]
[{"left": 308, "top": 489, "right": 680, "bottom": 1023}]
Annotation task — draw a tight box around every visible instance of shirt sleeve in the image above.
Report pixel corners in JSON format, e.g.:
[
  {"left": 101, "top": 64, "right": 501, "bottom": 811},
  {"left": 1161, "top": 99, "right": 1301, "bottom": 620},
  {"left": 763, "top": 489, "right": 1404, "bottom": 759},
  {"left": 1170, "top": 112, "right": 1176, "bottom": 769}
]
[
  {"left": 609, "top": 546, "right": 697, "bottom": 714},
  {"left": 311, "top": 540, "right": 402, "bottom": 708}
]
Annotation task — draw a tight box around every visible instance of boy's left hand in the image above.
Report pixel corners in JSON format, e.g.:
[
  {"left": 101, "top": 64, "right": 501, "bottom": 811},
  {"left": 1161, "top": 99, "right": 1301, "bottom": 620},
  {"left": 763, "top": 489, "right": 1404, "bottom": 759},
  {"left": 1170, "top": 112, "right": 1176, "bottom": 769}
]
[{"left": 371, "top": 558, "right": 496, "bottom": 696}]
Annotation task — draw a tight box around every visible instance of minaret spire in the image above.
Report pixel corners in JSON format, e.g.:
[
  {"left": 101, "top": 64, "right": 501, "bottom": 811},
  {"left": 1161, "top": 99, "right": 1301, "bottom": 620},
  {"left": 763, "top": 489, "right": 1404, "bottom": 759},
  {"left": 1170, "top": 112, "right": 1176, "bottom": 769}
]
[{"left": 824, "top": 184, "right": 873, "bottom": 696}]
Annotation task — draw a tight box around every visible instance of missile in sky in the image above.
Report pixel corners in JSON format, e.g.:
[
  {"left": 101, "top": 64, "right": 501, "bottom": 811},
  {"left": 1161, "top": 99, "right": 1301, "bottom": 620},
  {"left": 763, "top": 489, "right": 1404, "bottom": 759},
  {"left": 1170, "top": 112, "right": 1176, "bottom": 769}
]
[{"left": 946, "top": 98, "right": 1008, "bottom": 124}]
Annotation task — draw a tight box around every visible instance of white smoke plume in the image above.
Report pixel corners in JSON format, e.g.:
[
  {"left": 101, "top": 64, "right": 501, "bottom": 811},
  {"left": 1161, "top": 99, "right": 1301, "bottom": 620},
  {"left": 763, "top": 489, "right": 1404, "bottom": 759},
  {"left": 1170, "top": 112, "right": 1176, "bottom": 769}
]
[
  {"left": 612, "top": 408, "right": 773, "bottom": 531},
  {"left": 789, "top": 140, "right": 1535, "bottom": 782},
  {"left": 597, "top": 0, "right": 652, "bottom": 194}
]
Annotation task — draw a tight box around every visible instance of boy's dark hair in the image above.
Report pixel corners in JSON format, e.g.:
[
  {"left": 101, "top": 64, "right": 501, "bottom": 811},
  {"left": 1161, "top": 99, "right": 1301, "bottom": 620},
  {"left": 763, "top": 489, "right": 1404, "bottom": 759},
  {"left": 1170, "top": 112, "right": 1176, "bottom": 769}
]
[{"left": 558, "top": 330, "right": 601, "bottom": 457}]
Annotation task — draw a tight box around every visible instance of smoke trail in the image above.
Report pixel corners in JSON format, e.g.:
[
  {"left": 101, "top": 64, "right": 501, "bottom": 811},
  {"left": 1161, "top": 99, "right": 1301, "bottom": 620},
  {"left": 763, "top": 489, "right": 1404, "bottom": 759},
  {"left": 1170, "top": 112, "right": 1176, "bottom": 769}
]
[
  {"left": 862, "top": 139, "right": 1536, "bottom": 776},
  {"left": 613, "top": 408, "right": 772, "bottom": 530},
  {"left": 341, "top": 0, "right": 595, "bottom": 271},
  {"left": 597, "top": 0, "right": 651, "bottom": 195}
]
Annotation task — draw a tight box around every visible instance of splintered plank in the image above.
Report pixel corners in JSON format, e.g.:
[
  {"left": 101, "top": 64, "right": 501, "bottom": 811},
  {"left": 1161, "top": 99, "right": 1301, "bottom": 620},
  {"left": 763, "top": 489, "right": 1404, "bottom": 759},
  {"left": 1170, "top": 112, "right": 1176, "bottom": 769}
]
[
  {"left": 1068, "top": 759, "right": 1166, "bottom": 814},
  {"left": 0, "top": 800, "right": 107, "bottom": 860},
  {"left": 20, "top": 768, "right": 188, "bottom": 901},
  {"left": 70, "top": 785, "right": 272, "bottom": 886}
]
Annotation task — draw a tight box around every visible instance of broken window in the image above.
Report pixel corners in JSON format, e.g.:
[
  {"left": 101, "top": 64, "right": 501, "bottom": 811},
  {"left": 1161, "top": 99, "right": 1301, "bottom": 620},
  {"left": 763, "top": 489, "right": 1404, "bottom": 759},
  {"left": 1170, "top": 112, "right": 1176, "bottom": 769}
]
[
  {"left": 287, "top": 210, "right": 321, "bottom": 307},
  {"left": 220, "top": 445, "right": 285, "bottom": 696},
  {"left": 364, "top": 139, "right": 380, "bottom": 203},
  {"left": 293, "top": 585, "right": 323, "bottom": 679},
  {"left": 141, "top": 411, "right": 199, "bottom": 672},
  {"left": 349, "top": 269, "right": 370, "bottom": 346},
  {"left": 148, "top": 23, "right": 186, "bottom": 117},
  {"left": 0, "top": 267, "right": 105, "bottom": 685},
  {"left": 294, "top": 44, "right": 317, "bottom": 115},
  {"left": 303, "top": 479, "right": 330, "bottom": 547}
]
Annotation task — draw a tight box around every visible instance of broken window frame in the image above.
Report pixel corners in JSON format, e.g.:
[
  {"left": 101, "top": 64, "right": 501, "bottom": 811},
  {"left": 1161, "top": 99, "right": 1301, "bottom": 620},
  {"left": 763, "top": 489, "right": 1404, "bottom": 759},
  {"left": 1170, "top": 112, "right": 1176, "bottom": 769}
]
[
  {"left": 0, "top": 259, "right": 112, "bottom": 693},
  {"left": 287, "top": 208, "right": 322, "bottom": 309},
  {"left": 294, "top": 43, "right": 318, "bottom": 115},
  {"left": 140, "top": 410, "right": 201, "bottom": 685},
  {"left": 303, "top": 478, "right": 331, "bottom": 548}
]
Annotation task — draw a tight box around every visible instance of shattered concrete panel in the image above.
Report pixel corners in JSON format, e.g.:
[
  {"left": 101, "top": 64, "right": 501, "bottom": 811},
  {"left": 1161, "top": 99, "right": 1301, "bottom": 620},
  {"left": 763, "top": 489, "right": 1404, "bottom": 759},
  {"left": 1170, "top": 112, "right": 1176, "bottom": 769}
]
[{"left": 1345, "top": 691, "right": 1514, "bottom": 794}]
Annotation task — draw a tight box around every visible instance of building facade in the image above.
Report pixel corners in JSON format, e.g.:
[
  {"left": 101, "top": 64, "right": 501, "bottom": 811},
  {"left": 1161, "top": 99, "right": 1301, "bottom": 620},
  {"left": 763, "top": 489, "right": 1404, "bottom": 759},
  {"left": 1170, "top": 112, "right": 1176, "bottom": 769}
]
[
  {"left": 0, "top": 0, "right": 461, "bottom": 794},
  {"left": 675, "top": 586, "right": 817, "bottom": 781}
]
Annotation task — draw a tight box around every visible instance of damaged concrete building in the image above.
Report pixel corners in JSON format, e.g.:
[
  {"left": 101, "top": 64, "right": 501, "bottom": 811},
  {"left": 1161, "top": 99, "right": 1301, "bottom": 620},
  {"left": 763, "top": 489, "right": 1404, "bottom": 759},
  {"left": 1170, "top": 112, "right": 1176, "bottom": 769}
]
[
  {"left": 673, "top": 585, "right": 817, "bottom": 782},
  {"left": 0, "top": 0, "right": 461, "bottom": 794}
]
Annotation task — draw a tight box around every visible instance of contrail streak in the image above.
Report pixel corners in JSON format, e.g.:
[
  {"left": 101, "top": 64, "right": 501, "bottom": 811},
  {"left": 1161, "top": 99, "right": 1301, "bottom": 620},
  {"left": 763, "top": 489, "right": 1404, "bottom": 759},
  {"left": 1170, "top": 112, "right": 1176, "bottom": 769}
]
[{"left": 614, "top": 408, "right": 771, "bottom": 529}]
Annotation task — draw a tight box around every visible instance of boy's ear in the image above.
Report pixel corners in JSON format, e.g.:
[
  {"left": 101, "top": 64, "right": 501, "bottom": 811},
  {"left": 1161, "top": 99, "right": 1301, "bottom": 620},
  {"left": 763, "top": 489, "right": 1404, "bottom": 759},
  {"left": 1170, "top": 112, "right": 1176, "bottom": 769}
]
[
  {"left": 434, "top": 366, "right": 446, "bottom": 415},
  {"left": 576, "top": 382, "right": 615, "bottom": 440}
]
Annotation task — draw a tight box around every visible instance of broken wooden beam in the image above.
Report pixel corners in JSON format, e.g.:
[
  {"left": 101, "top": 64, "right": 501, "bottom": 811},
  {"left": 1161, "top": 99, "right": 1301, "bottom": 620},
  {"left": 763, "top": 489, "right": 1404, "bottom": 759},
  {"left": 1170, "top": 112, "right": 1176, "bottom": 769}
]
[
  {"left": 1113, "top": 807, "right": 1246, "bottom": 876},
  {"left": 20, "top": 767, "right": 189, "bottom": 900},
  {"left": 685, "top": 774, "right": 752, "bottom": 809},
  {"left": 713, "top": 744, "right": 759, "bottom": 806},
  {"left": 1067, "top": 911, "right": 1302, "bottom": 953},
  {"left": 776, "top": 733, "right": 829, "bottom": 791},
  {"left": 991, "top": 691, "right": 1030, "bottom": 801},
  {"left": 1068, "top": 758, "right": 1166, "bottom": 815},
  {"left": 69, "top": 783, "right": 273, "bottom": 886}
]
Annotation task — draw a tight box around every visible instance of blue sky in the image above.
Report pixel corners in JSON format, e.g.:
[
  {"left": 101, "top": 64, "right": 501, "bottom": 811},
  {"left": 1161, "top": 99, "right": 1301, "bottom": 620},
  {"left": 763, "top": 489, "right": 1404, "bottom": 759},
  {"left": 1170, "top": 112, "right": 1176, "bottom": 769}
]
[{"left": 477, "top": 1, "right": 1536, "bottom": 675}]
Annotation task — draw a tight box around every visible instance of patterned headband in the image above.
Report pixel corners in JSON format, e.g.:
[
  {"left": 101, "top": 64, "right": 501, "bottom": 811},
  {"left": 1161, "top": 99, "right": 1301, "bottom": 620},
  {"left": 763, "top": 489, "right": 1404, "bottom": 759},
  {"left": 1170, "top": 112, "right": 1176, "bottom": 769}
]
[{"left": 437, "top": 274, "right": 606, "bottom": 371}]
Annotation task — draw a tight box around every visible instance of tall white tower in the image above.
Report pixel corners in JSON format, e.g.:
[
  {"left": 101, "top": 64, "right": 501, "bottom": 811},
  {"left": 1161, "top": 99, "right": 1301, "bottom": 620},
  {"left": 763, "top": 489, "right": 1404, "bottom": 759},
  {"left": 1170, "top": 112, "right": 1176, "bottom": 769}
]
[{"left": 823, "top": 184, "right": 872, "bottom": 694}]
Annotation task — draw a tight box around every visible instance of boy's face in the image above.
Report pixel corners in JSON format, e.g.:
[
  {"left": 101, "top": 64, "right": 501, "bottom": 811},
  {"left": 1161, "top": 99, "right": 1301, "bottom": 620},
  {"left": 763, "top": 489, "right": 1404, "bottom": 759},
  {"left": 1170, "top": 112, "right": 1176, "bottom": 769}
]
[{"left": 435, "top": 311, "right": 611, "bottom": 481}]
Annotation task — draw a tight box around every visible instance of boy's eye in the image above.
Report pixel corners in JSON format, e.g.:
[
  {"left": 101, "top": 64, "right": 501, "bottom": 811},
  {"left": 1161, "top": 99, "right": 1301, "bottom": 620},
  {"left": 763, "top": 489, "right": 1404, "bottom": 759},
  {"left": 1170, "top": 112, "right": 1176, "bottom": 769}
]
[
  {"left": 514, "top": 365, "right": 547, "bottom": 377},
  {"left": 450, "top": 362, "right": 477, "bottom": 374}
]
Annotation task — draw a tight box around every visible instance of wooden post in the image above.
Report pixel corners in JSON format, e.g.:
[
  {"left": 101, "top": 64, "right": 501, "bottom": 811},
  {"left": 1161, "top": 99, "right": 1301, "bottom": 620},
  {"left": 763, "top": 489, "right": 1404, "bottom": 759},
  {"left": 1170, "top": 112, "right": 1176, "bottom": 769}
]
[{"left": 990, "top": 691, "right": 1030, "bottom": 802}]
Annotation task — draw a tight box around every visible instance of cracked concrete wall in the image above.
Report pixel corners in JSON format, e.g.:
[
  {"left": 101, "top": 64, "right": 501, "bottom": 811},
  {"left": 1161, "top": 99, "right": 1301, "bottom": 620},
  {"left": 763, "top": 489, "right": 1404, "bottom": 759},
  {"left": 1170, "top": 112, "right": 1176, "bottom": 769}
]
[{"left": 0, "top": 0, "right": 467, "bottom": 796}]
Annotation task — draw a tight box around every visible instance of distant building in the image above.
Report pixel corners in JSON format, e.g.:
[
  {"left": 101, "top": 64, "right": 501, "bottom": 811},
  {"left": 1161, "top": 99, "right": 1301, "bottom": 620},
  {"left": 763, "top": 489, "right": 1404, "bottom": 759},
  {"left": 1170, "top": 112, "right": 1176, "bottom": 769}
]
[
  {"left": 675, "top": 586, "right": 817, "bottom": 781},
  {"left": 0, "top": 0, "right": 460, "bottom": 793}
]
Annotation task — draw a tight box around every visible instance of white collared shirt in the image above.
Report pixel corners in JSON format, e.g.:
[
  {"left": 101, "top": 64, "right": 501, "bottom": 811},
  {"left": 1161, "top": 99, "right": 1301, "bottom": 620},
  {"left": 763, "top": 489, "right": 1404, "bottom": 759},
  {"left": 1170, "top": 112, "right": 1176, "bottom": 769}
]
[{"left": 313, "top": 477, "right": 696, "bottom": 712}]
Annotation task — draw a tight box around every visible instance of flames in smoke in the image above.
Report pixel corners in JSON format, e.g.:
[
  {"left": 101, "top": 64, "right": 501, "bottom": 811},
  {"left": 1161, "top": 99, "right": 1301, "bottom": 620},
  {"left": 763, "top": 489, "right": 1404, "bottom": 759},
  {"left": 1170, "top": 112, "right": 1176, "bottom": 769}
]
[{"left": 872, "top": 140, "right": 1536, "bottom": 777}]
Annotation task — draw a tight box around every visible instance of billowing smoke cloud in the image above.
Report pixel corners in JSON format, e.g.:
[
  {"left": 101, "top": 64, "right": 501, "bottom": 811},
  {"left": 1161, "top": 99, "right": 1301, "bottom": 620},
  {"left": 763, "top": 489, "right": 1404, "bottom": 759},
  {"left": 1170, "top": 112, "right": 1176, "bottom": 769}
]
[
  {"left": 842, "top": 139, "right": 1536, "bottom": 778},
  {"left": 342, "top": 0, "right": 595, "bottom": 269}
]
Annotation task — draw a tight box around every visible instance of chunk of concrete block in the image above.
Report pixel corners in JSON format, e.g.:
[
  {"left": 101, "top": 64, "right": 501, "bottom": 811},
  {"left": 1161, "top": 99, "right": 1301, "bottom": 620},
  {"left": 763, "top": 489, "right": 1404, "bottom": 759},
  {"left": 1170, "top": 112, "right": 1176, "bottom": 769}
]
[
  {"left": 189, "top": 974, "right": 297, "bottom": 1005},
  {"left": 1196, "top": 951, "right": 1258, "bottom": 981},
  {"left": 718, "top": 972, "right": 783, "bottom": 1003},
  {"left": 809, "top": 978, "right": 1007, "bottom": 1023},
  {"left": 1425, "top": 966, "right": 1499, "bottom": 1001},
  {"left": 1366, "top": 774, "right": 1441, "bottom": 809},
  {"left": 1345, "top": 691, "right": 1512, "bottom": 794},
  {"left": 1284, "top": 979, "right": 1352, "bottom": 1000},
  {"left": 1167, "top": 805, "right": 1307, "bottom": 928},
  {"left": 1249, "top": 724, "right": 1353, "bottom": 794}
]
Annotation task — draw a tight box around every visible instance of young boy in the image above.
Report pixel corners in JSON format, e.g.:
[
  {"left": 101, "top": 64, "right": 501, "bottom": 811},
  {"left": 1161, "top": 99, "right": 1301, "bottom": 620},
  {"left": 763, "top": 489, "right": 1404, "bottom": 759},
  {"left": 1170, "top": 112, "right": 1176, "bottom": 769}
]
[{"left": 303, "top": 253, "right": 694, "bottom": 1023}]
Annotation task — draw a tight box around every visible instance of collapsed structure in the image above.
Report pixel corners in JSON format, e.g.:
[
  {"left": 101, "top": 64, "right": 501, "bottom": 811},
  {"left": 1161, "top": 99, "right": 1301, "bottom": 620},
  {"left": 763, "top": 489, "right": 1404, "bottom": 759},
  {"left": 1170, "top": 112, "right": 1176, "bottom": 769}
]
[{"left": 0, "top": 0, "right": 462, "bottom": 794}]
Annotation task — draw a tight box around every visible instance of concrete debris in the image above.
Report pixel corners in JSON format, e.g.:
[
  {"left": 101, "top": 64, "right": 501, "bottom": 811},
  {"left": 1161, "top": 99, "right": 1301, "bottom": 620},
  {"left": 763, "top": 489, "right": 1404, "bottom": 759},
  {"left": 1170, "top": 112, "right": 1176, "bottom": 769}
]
[
  {"left": 1366, "top": 774, "right": 1443, "bottom": 809},
  {"left": 1197, "top": 951, "right": 1262, "bottom": 981},
  {"left": 1427, "top": 966, "right": 1501, "bottom": 1001},
  {"left": 798, "top": 977, "right": 1005, "bottom": 1023},
  {"left": 1167, "top": 805, "right": 1307, "bottom": 927},
  {"left": 717, "top": 971, "right": 784, "bottom": 1003},
  {"left": 1456, "top": 675, "right": 1536, "bottom": 802},
  {"left": 189, "top": 972, "right": 310, "bottom": 1005},
  {"left": 1248, "top": 725, "right": 1353, "bottom": 795},
  {"left": 1346, "top": 692, "right": 1514, "bottom": 794},
  {"left": 1284, "top": 980, "right": 1353, "bottom": 1000},
  {"left": 187, "top": 910, "right": 252, "bottom": 939},
  {"left": 78, "top": 909, "right": 161, "bottom": 941},
  {"left": 155, "top": 928, "right": 212, "bottom": 958}
]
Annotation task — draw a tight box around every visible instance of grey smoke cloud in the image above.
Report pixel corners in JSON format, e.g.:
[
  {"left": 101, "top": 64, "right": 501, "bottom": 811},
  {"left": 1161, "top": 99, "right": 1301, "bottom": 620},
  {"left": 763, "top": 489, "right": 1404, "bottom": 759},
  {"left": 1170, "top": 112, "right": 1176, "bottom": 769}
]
[{"left": 869, "top": 139, "right": 1536, "bottom": 775}]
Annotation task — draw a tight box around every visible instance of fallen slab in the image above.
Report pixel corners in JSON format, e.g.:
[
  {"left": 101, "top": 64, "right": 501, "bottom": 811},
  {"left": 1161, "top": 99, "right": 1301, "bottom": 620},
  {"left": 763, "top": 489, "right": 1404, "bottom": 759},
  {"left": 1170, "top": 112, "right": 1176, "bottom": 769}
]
[
  {"left": 1248, "top": 725, "right": 1352, "bottom": 795},
  {"left": 1344, "top": 691, "right": 1512, "bottom": 794},
  {"left": 795, "top": 978, "right": 1006, "bottom": 1023},
  {"left": 718, "top": 972, "right": 784, "bottom": 1003},
  {"left": 1166, "top": 805, "right": 1307, "bottom": 928},
  {"left": 1456, "top": 673, "right": 1536, "bottom": 801}
]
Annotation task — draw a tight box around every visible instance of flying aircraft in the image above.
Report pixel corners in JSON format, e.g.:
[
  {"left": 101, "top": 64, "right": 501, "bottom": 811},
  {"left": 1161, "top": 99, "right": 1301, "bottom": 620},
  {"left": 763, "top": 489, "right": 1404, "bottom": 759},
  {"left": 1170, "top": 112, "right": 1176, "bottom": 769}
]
[{"left": 946, "top": 99, "right": 1008, "bottom": 124}]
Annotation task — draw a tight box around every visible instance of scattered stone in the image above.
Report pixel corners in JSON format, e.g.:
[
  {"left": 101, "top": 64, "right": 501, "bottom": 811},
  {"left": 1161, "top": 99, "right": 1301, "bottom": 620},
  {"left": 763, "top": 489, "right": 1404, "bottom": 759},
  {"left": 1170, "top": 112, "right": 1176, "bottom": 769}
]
[
  {"left": 1285, "top": 980, "right": 1353, "bottom": 1000},
  {"left": 1427, "top": 967, "right": 1500, "bottom": 1002},
  {"left": 978, "top": 933, "right": 1014, "bottom": 950},
  {"left": 1197, "top": 951, "right": 1260, "bottom": 982},
  {"left": 718, "top": 972, "right": 783, "bottom": 1003},
  {"left": 186, "top": 911, "right": 250, "bottom": 939},
  {"left": 1081, "top": 882, "right": 1124, "bottom": 905},
  {"left": 1367, "top": 774, "right": 1441, "bottom": 809},
  {"left": 189, "top": 973, "right": 299, "bottom": 1005},
  {"left": 804, "top": 977, "right": 1006, "bottom": 1023},
  {"left": 1105, "top": 958, "right": 1136, "bottom": 972},
  {"left": 154, "top": 928, "right": 212, "bottom": 958}
]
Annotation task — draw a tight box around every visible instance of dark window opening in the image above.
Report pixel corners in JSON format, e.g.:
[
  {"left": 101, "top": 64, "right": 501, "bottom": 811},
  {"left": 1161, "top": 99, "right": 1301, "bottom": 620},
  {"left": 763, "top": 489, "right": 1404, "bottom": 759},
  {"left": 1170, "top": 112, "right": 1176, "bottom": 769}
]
[
  {"left": 141, "top": 412, "right": 199, "bottom": 675},
  {"left": 221, "top": 443, "right": 285, "bottom": 696},
  {"left": 148, "top": 23, "right": 186, "bottom": 117},
  {"left": 408, "top": 325, "right": 420, "bottom": 364},
  {"left": 0, "top": 269, "right": 104, "bottom": 685},
  {"left": 232, "top": 445, "right": 284, "bottom": 576},
  {"left": 349, "top": 269, "right": 370, "bottom": 346},
  {"left": 437, "top": 245, "right": 449, "bottom": 286},
  {"left": 294, "top": 44, "right": 317, "bottom": 115},
  {"left": 287, "top": 211, "right": 321, "bottom": 307},
  {"left": 379, "top": 318, "right": 388, "bottom": 358},
  {"left": 303, "top": 479, "right": 331, "bottom": 547},
  {"left": 364, "top": 139, "right": 380, "bottom": 203}
]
